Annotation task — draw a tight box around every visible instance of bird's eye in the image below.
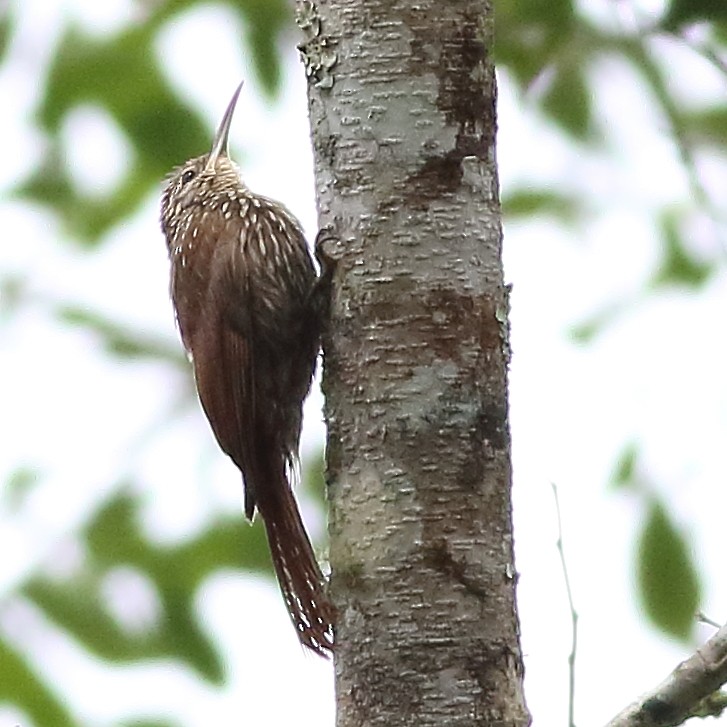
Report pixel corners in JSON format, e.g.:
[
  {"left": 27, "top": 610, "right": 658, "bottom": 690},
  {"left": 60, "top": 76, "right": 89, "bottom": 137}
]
[{"left": 181, "top": 169, "right": 196, "bottom": 185}]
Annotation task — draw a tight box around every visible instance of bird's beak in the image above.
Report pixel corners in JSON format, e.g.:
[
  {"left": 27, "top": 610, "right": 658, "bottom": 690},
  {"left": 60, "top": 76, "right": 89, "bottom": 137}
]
[{"left": 205, "top": 81, "right": 244, "bottom": 172}]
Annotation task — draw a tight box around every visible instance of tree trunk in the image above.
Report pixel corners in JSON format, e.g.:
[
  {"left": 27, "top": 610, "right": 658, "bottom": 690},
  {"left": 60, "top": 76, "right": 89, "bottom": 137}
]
[{"left": 298, "top": 1, "right": 529, "bottom": 724}]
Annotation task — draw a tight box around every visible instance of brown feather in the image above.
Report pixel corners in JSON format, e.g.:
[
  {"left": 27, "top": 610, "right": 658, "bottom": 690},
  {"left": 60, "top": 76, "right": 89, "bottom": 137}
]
[{"left": 160, "top": 132, "right": 334, "bottom": 655}]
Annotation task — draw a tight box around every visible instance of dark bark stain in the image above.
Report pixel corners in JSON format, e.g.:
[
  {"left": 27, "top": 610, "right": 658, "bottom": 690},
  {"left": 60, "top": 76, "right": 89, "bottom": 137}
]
[
  {"left": 396, "top": 4, "right": 496, "bottom": 208},
  {"left": 426, "top": 285, "right": 502, "bottom": 358},
  {"left": 335, "top": 281, "right": 502, "bottom": 360},
  {"left": 405, "top": 152, "right": 463, "bottom": 207},
  {"left": 435, "top": 15, "right": 494, "bottom": 137},
  {"left": 329, "top": 282, "right": 509, "bottom": 492},
  {"left": 405, "top": 5, "right": 492, "bottom": 113},
  {"left": 423, "top": 538, "right": 488, "bottom": 600}
]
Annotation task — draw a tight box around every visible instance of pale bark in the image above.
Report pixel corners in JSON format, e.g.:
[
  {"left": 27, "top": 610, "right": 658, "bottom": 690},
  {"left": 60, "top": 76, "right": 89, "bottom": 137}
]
[{"left": 299, "top": 1, "right": 529, "bottom": 724}]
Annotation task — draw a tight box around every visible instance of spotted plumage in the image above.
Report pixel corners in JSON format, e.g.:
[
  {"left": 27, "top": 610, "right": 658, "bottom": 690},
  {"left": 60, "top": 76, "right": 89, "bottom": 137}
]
[{"left": 160, "top": 83, "right": 333, "bottom": 655}]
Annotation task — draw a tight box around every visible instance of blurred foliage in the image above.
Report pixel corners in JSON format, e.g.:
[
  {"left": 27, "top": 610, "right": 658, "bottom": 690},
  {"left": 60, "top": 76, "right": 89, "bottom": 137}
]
[
  {"left": 610, "top": 445, "right": 703, "bottom": 640},
  {"left": 24, "top": 26, "right": 207, "bottom": 241},
  {"left": 662, "top": 0, "right": 727, "bottom": 31},
  {"left": 651, "top": 209, "right": 713, "bottom": 288},
  {"left": 610, "top": 441, "right": 639, "bottom": 491},
  {"left": 3, "top": 468, "right": 326, "bottom": 725},
  {"left": 56, "top": 306, "right": 187, "bottom": 365},
  {"left": 3, "top": 488, "right": 267, "bottom": 723},
  {"left": 637, "top": 499, "right": 702, "bottom": 641},
  {"left": 501, "top": 188, "right": 580, "bottom": 222},
  {"left": 0, "top": 638, "right": 75, "bottom": 727},
  {"left": 15, "top": 0, "right": 290, "bottom": 246},
  {"left": 3, "top": 466, "right": 42, "bottom": 511},
  {"left": 496, "top": 0, "right": 727, "bottom": 319},
  {"left": 2, "top": 0, "right": 726, "bottom": 723},
  {"left": 0, "top": 12, "right": 12, "bottom": 63},
  {"left": 25, "top": 491, "right": 260, "bottom": 683}
]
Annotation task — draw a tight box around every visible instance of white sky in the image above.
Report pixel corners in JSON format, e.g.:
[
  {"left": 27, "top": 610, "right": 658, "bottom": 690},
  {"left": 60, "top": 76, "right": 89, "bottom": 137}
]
[{"left": 1, "top": 0, "right": 726, "bottom": 725}]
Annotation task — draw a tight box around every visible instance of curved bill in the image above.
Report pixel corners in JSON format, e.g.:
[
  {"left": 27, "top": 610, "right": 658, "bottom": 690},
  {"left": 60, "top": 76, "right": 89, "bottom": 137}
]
[{"left": 205, "top": 81, "right": 244, "bottom": 171}]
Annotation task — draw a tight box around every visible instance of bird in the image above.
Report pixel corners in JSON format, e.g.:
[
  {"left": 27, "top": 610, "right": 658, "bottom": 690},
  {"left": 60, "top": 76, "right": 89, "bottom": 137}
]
[{"left": 159, "top": 82, "right": 334, "bottom": 655}]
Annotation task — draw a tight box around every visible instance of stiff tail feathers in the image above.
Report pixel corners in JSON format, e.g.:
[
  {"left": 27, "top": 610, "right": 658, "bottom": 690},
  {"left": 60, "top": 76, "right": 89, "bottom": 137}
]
[
  {"left": 255, "top": 469, "right": 335, "bottom": 656},
  {"left": 208, "top": 302, "right": 333, "bottom": 653}
]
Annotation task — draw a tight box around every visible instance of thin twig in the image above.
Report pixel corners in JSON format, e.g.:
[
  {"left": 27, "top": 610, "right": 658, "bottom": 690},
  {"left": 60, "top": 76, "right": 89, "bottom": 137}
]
[
  {"left": 551, "top": 482, "right": 578, "bottom": 727},
  {"left": 697, "top": 611, "right": 721, "bottom": 629}
]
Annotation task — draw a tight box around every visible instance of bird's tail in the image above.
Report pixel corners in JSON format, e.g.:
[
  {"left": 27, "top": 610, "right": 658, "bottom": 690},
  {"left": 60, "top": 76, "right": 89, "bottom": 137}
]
[{"left": 254, "top": 464, "right": 335, "bottom": 656}]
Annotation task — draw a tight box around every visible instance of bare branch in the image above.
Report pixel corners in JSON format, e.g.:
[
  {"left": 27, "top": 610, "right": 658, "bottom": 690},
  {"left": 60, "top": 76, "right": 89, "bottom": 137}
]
[{"left": 605, "top": 623, "right": 727, "bottom": 727}]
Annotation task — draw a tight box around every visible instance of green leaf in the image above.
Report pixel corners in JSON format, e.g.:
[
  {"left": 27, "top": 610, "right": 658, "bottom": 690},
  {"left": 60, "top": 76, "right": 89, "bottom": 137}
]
[
  {"left": 636, "top": 499, "right": 702, "bottom": 641},
  {"left": 0, "top": 10, "right": 13, "bottom": 64},
  {"left": 651, "top": 210, "right": 711, "bottom": 289},
  {"left": 681, "top": 106, "right": 727, "bottom": 148},
  {"left": 570, "top": 301, "right": 626, "bottom": 343},
  {"left": 662, "top": 0, "right": 727, "bottom": 31},
  {"left": 303, "top": 448, "right": 326, "bottom": 506},
  {"left": 238, "top": 0, "right": 291, "bottom": 96},
  {"left": 56, "top": 305, "right": 186, "bottom": 366},
  {"left": 39, "top": 27, "right": 209, "bottom": 163},
  {"left": 0, "top": 275, "right": 28, "bottom": 318},
  {"left": 0, "top": 637, "right": 76, "bottom": 727},
  {"left": 147, "top": 0, "right": 289, "bottom": 96},
  {"left": 15, "top": 143, "right": 151, "bottom": 244},
  {"left": 15, "top": 1, "right": 292, "bottom": 243},
  {"left": 16, "top": 24, "right": 210, "bottom": 244},
  {"left": 4, "top": 466, "right": 42, "bottom": 509},
  {"left": 610, "top": 443, "right": 638, "bottom": 491},
  {"left": 570, "top": 316, "right": 604, "bottom": 343},
  {"left": 23, "top": 491, "right": 273, "bottom": 684},
  {"left": 541, "top": 64, "right": 593, "bottom": 139},
  {"left": 502, "top": 188, "right": 579, "bottom": 221},
  {"left": 495, "top": 0, "right": 577, "bottom": 87}
]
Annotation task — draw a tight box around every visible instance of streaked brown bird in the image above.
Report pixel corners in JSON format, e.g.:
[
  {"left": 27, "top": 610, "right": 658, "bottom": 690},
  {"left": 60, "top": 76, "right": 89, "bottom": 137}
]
[{"left": 159, "top": 83, "right": 333, "bottom": 655}]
